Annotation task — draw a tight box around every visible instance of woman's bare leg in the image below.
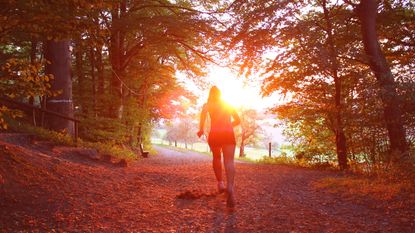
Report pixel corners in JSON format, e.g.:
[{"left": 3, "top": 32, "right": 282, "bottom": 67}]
[
  {"left": 223, "top": 144, "right": 236, "bottom": 207},
  {"left": 211, "top": 146, "right": 223, "bottom": 184}
]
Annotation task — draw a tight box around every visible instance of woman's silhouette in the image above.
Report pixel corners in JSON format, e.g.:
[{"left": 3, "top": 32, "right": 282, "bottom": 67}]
[{"left": 197, "top": 86, "right": 240, "bottom": 208}]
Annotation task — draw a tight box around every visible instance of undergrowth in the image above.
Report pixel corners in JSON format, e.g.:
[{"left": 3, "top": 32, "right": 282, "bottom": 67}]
[
  {"left": 261, "top": 154, "right": 415, "bottom": 201},
  {"left": 314, "top": 173, "right": 415, "bottom": 201},
  {"left": 256, "top": 155, "right": 337, "bottom": 170},
  {"left": 314, "top": 163, "right": 415, "bottom": 202},
  {"left": 9, "top": 121, "right": 137, "bottom": 161}
]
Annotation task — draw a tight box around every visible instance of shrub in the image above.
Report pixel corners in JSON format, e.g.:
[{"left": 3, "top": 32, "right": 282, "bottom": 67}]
[{"left": 9, "top": 120, "right": 137, "bottom": 161}]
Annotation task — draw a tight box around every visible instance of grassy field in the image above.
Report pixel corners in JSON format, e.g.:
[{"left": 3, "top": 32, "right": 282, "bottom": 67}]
[{"left": 151, "top": 138, "right": 290, "bottom": 161}]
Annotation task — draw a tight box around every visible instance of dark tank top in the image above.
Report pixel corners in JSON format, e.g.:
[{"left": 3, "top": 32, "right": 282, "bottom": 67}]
[{"left": 205, "top": 101, "right": 236, "bottom": 146}]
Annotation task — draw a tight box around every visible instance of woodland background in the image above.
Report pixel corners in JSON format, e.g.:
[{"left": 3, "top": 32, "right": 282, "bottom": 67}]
[{"left": 0, "top": 0, "right": 414, "bottom": 173}]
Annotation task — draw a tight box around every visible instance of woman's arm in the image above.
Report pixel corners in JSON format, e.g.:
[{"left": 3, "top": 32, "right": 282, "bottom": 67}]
[
  {"left": 231, "top": 108, "right": 241, "bottom": 127},
  {"left": 197, "top": 104, "right": 207, "bottom": 137}
]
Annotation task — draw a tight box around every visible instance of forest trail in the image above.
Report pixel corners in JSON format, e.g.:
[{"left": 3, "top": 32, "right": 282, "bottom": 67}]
[{"left": 0, "top": 135, "right": 414, "bottom": 232}]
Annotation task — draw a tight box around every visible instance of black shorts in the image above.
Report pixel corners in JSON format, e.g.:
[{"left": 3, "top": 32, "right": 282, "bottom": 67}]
[{"left": 208, "top": 131, "right": 236, "bottom": 148}]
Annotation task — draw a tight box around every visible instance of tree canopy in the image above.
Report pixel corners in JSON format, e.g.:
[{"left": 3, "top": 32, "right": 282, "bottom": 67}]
[{"left": 0, "top": 0, "right": 413, "bottom": 170}]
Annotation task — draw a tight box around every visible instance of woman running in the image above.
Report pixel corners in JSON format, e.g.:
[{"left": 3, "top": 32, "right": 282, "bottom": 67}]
[{"left": 197, "top": 86, "right": 240, "bottom": 208}]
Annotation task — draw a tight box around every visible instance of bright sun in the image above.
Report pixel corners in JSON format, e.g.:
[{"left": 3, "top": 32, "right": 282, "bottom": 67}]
[{"left": 206, "top": 66, "right": 261, "bottom": 109}]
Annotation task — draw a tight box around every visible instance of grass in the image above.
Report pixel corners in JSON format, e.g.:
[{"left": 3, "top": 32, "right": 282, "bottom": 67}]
[
  {"left": 153, "top": 141, "right": 252, "bottom": 161},
  {"left": 152, "top": 139, "right": 301, "bottom": 165},
  {"left": 153, "top": 139, "right": 314, "bottom": 166},
  {"left": 153, "top": 143, "right": 263, "bottom": 164},
  {"left": 314, "top": 175, "right": 415, "bottom": 201},
  {"left": 314, "top": 162, "right": 415, "bottom": 202},
  {"left": 152, "top": 142, "right": 212, "bottom": 157},
  {"left": 151, "top": 138, "right": 287, "bottom": 161},
  {"left": 152, "top": 139, "right": 345, "bottom": 171},
  {"left": 8, "top": 120, "right": 138, "bottom": 161}
]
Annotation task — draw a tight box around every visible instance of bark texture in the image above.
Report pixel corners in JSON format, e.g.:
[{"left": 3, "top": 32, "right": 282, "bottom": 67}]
[
  {"left": 44, "top": 40, "right": 74, "bottom": 135},
  {"left": 357, "top": 0, "right": 409, "bottom": 162},
  {"left": 109, "top": 1, "right": 126, "bottom": 119},
  {"left": 323, "top": 0, "right": 348, "bottom": 170}
]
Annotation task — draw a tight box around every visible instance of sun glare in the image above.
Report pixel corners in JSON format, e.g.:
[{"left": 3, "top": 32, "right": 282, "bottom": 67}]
[{"left": 207, "top": 66, "right": 261, "bottom": 109}]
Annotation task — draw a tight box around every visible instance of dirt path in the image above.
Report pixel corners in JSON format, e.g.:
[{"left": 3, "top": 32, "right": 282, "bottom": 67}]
[{"left": 1, "top": 140, "right": 414, "bottom": 232}]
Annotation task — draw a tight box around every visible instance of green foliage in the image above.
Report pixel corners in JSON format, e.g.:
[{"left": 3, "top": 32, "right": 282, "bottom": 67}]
[
  {"left": 1, "top": 58, "right": 55, "bottom": 98},
  {"left": 2, "top": 0, "right": 412, "bottom": 172},
  {"left": 10, "top": 120, "right": 137, "bottom": 161},
  {"left": 226, "top": 0, "right": 415, "bottom": 170},
  {"left": 283, "top": 119, "right": 337, "bottom": 164},
  {"left": 0, "top": 58, "right": 57, "bottom": 129},
  {"left": 0, "top": 106, "right": 23, "bottom": 129},
  {"left": 81, "top": 141, "right": 137, "bottom": 161},
  {"left": 0, "top": 0, "right": 111, "bottom": 43},
  {"left": 10, "top": 120, "right": 76, "bottom": 146},
  {"left": 79, "top": 116, "right": 130, "bottom": 144},
  {"left": 257, "top": 155, "right": 296, "bottom": 165},
  {"left": 1, "top": 0, "right": 217, "bottom": 148},
  {"left": 257, "top": 155, "right": 336, "bottom": 170},
  {"left": 67, "top": 0, "right": 220, "bottom": 147}
]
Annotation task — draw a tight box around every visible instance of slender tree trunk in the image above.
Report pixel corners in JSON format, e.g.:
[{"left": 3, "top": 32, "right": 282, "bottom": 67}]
[
  {"left": 96, "top": 45, "right": 104, "bottom": 97},
  {"left": 109, "top": 30, "right": 123, "bottom": 118},
  {"left": 30, "top": 39, "right": 37, "bottom": 64},
  {"left": 322, "top": 0, "right": 348, "bottom": 170},
  {"left": 74, "top": 41, "right": 85, "bottom": 114},
  {"left": 89, "top": 48, "right": 97, "bottom": 117},
  {"left": 44, "top": 40, "right": 74, "bottom": 135},
  {"left": 137, "top": 124, "right": 142, "bottom": 146},
  {"left": 95, "top": 44, "right": 105, "bottom": 116},
  {"left": 239, "top": 139, "right": 245, "bottom": 157},
  {"left": 30, "top": 39, "right": 37, "bottom": 125},
  {"left": 357, "top": 0, "right": 409, "bottom": 162}
]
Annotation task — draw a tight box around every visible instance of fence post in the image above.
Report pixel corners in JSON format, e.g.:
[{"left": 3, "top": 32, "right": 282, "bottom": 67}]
[{"left": 268, "top": 142, "right": 272, "bottom": 157}]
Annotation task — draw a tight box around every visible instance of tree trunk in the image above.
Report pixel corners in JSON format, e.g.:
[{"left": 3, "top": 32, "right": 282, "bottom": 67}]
[
  {"left": 89, "top": 48, "right": 97, "bottom": 117},
  {"left": 74, "top": 41, "right": 85, "bottom": 114},
  {"left": 29, "top": 39, "right": 38, "bottom": 125},
  {"left": 137, "top": 124, "right": 142, "bottom": 146},
  {"left": 357, "top": 0, "right": 409, "bottom": 162},
  {"left": 95, "top": 44, "right": 105, "bottom": 117},
  {"left": 109, "top": 1, "right": 126, "bottom": 119},
  {"left": 44, "top": 40, "right": 74, "bottom": 135},
  {"left": 30, "top": 39, "right": 37, "bottom": 64},
  {"left": 239, "top": 140, "right": 245, "bottom": 157},
  {"left": 322, "top": 0, "right": 348, "bottom": 170},
  {"left": 96, "top": 45, "right": 104, "bottom": 98}
]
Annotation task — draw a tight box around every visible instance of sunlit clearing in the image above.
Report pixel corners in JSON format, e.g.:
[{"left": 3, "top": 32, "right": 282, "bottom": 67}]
[{"left": 207, "top": 66, "right": 260, "bottom": 108}]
